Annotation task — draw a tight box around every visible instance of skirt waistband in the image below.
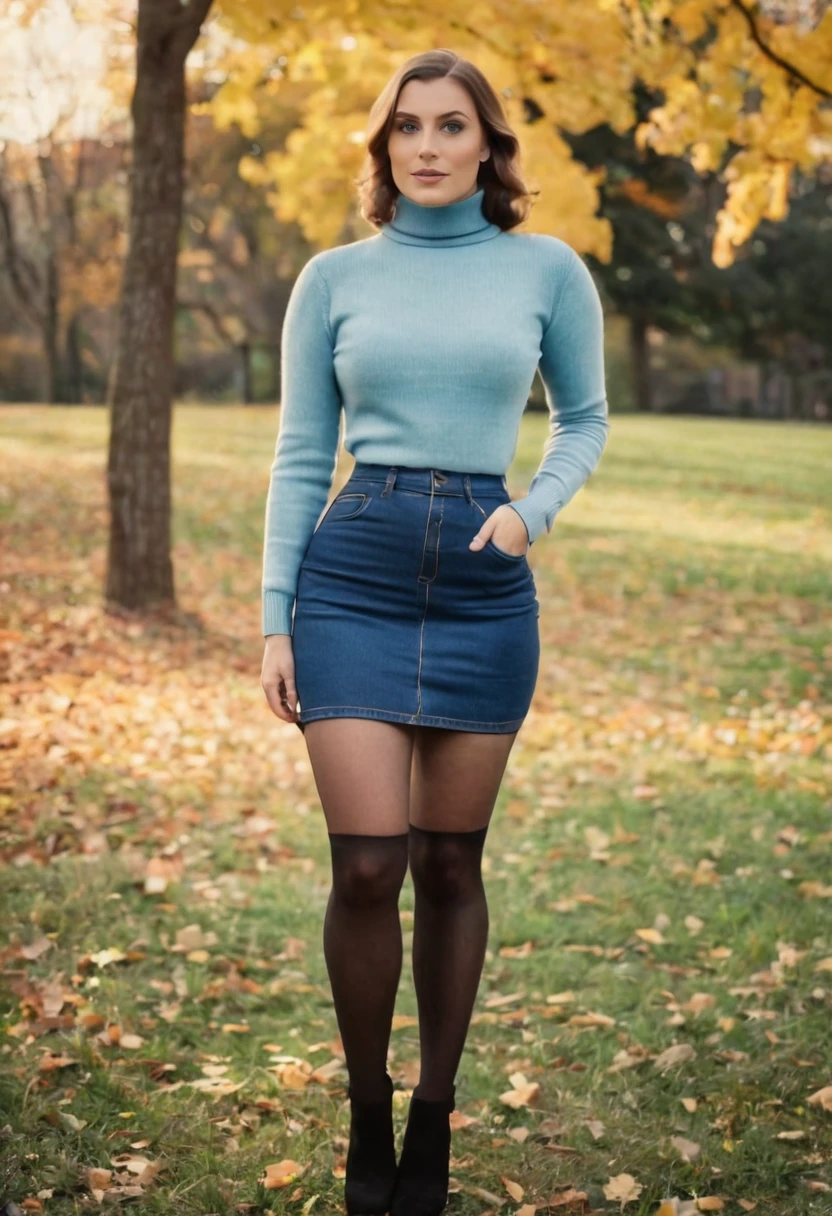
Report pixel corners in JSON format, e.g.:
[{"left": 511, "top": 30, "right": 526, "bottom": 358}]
[{"left": 350, "top": 462, "right": 509, "bottom": 499}]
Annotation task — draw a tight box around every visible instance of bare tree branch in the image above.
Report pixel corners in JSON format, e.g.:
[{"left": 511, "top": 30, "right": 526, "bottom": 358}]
[{"left": 730, "top": 0, "right": 832, "bottom": 99}]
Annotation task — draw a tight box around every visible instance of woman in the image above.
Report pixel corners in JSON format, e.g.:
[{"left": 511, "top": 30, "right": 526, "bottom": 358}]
[{"left": 260, "top": 48, "right": 610, "bottom": 1216}]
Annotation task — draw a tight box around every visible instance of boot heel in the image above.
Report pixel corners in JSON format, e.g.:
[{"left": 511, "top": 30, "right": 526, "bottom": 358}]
[
  {"left": 390, "top": 1085, "right": 456, "bottom": 1216},
  {"left": 344, "top": 1072, "right": 398, "bottom": 1215}
]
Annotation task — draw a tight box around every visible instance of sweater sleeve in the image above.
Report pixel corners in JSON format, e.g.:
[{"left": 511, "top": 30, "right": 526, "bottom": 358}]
[
  {"left": 507, "top": 248, "right": 611, "bottom": 545},
  {"left": 262, "top": 257, "right": 342, "bottom": 636}
]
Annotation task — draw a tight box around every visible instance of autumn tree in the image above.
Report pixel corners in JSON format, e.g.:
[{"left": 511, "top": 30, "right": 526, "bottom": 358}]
[{"left": 105, "top": 0, "right": 214, "bottom": 611}]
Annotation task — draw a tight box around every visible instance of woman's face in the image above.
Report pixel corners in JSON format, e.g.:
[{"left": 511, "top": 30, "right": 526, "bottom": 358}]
[{"left": 387, "top": 76, "right": 491, "bottom": 207}]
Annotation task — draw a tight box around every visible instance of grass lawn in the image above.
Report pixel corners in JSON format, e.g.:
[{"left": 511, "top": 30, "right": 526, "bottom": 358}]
[{"left": 0, "top": 404, "right": 830, "bottom": 1214}]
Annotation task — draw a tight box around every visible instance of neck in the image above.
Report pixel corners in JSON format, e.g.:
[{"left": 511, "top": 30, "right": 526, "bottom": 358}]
[{"left": 381, "top": 185, "right": 502, "bottom": 248}]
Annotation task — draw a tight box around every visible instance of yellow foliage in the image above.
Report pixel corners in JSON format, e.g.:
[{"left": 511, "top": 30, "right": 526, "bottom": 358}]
[{"left": 207, "top": 0, "right": 831, "bottom": 264}]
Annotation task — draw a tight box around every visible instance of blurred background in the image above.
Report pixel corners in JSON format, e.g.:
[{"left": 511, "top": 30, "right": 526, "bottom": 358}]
[{"left": 0, "top": 0, "right": 831, "bottom": 418}]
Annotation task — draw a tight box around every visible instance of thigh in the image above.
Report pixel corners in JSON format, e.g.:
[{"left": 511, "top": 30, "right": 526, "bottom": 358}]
[
  {"left": 409, "top": 726, "right": 519, "bottom": 833},
  {"left": 303, "top": 718, "right": 415, "bottom": 835}
]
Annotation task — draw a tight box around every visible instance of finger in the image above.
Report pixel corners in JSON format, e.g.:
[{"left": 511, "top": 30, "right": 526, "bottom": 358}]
[
  {"left": 262, "top": 680, "right": 290, "bottom": 722},
  {"left": 469, "top": 527, "right": 491, "bottom": 550},
  {"left": 282, "top": 677, "right": 299, "bottom": 718}
]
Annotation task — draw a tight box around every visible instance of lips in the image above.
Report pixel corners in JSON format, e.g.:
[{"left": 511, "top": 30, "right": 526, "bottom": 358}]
[{"left": 413, "top": 172, "right": 447, "bottom": 178}]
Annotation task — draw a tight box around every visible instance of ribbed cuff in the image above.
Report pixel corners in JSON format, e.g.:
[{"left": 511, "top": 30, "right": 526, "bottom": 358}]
[
  {"left": 506, "top": 497, "right": 561, "bottom": 546},
  {"left": 262, "top": 590, "right": 294, "bottom": 637}
]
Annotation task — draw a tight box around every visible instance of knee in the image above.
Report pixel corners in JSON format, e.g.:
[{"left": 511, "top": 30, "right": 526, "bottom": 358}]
[
  {"left": 409, "top": 835, "right": 485, "bottom": 906},
  {"left": 330, "top": 842, "right": 408, "bottom": 911}
]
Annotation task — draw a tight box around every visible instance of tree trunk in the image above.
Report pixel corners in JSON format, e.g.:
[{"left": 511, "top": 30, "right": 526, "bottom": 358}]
[
  {"left": 240, "top": 340, "right": 253, "bottom": 404},
  {"left": 65, "top": 313, "right": 84, "bottom": 404},
  {"left": 630, "top": 313, "right": 652, "bottom": 411},
  {"left": 106, "top": 0, "right": 213, "bottom": 611}
]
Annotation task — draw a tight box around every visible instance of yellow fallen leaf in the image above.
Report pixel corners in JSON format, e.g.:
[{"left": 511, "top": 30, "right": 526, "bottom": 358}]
[
  {"left": 86, "top": 1168, "right": 112, "bottom": 1190},
  {"left": 545, "top": 990, "right": 576, "bottom": 1004},
  {"left": 221, "top": 1023, "right": 250, "bottom": 1034},
  {"left": 89, "top": 948, "right": 127, "bottom": 968},
  {"left": 568, "top": 1011, "right": 616, "bottom": 1028},
  {"left": 602, "top": 1172, "right": 642, "bottom": 1205},
  {"left": 635, "top": 928, "right": 664, "bottom": 945}
]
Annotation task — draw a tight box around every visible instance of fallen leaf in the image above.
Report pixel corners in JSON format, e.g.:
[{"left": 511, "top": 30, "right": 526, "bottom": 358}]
[
  {"left": 603, "top": 1172, "right": 642, "bottom": 1206},
  {"left": 502, "top": 1176, "right": 524, "bottom": 1202},
  {"left": 89, "top": 948, "right": 127, "bottom": 968},
  {"left": 670, "top": 1135, "right": 701, "bottom": 1161},
  {"left": 119, "top": 1033, "right": 145, "bottom": 1050},
  {"left": 653, "top": 1043, "right": 696, "bottom": 1072},
  {"left": 87, "top": 1168, "right": 112, "bottom": 1189},
  {"left": 391, "top": 1014, "right": 418, "bottom": 1030},
  {"left": 635, "top": 928, "right": 664, "bottom": 945},
  {"left": 807, "top": 1085, "right": 832, "bottom": 1111},
  {"left": 262, "top": 1159, "right": 306, "bottom": 1188},
  {"left": 38, "top": 1053, "right": 77, "bottom": 1071},
  {"left": 499, "top": 1072, "right": 541, "bottom": 1109},
  {"left": 20, "top": 936, "right": 53, "bottom": 961}
]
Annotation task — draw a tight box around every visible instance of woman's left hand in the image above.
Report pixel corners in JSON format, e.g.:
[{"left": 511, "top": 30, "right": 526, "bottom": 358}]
[{"left": 469, "top": 504, "right": 530, "bottom": 557}]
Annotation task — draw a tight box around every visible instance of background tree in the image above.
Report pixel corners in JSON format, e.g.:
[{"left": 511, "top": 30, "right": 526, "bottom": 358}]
[{"left": 105, "top": 0, "right": 214, "bottom": 613}]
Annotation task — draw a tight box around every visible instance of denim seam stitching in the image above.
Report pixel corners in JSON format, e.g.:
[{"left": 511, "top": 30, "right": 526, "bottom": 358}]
[{"left": 299, "top": 706, "right": 525, "bottom": 728}]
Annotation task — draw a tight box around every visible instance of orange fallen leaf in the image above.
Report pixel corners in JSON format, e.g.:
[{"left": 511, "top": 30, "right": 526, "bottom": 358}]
[
  {"left": 502, "top": 1176, "right": 524, "bottom": 1201},
  {"left": 262, "top": 1159, "right": 306, "bottom": 1189},
  {"left": 807, "top": 1085, "right": 832, "bottom": 1111},
  {"left": 38, "top": 1053, "right": 77, "bottom": 1071},
  {"left": 499, "top": 1072, "right": 541, "bottom": 1109},
  {"left": 391, "top": 1014, "right": 418, "bottom": 1030}
]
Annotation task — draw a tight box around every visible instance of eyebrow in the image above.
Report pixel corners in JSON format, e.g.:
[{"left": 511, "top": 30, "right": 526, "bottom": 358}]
[{"left": 393, "top": 109, "right": 470, "bottom": 121}]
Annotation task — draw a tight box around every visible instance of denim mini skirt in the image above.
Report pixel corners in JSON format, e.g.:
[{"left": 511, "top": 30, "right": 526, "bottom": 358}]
[{"left": 291, "top": 463, "right": 541, "bottom": 734}]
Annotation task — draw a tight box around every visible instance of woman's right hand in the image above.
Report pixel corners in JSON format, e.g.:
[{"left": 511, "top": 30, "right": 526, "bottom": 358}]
[{"left": 261, "top": 633, "right": 299, "bottom": 724}]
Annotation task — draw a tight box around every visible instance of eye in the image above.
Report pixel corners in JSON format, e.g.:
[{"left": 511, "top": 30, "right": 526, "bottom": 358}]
[{"left": 396, "top": 121, "right": 465, "bottom": 134}]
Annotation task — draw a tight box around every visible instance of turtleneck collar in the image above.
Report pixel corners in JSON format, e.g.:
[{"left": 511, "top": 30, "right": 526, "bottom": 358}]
[{"left": 380, "top": 186, "right": 502, "bottom": 248}]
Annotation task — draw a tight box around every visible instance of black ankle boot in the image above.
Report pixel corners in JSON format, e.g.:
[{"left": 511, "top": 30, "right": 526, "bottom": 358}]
[
  {"left": 344, "top": 1072, "right": 398, "bottom": 1215},
  {"left": 390, "top": 1085, "right": 456, "bottom": 1216}
]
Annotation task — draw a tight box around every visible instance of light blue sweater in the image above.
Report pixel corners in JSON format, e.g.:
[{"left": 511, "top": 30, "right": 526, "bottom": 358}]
[{"left": 262, "top": 186, "right": 610, "bottom": 636}]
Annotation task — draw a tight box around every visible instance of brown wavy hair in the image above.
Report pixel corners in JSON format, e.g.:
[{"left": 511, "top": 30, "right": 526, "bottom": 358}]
[{"left": 356, "top": 49, "right": 536, "bottom": 232}]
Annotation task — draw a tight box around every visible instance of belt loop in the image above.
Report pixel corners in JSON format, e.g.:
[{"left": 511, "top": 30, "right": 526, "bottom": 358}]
[
  {"left": 462, "top": 474, "right": 473, "bottom": 505},
  {"left": 382, "top": 467, "right": 398, "bottom": 497}
]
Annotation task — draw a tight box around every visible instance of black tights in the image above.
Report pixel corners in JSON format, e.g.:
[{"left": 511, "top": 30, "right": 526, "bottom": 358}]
[{"left": 324, "top": 824, "right": 490, "bottom": 1104}]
